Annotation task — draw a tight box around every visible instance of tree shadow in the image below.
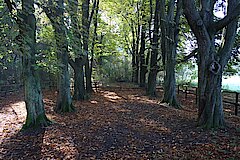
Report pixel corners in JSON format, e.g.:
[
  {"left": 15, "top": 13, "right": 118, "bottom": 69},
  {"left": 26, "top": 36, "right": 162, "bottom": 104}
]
[{"left": 0, "top": 127, "right": 66, "bottom": 160}]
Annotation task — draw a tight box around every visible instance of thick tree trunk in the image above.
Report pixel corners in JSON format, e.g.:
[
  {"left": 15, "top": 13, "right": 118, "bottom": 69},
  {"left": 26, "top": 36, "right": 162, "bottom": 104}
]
[
  {"left": 67, "top": 0, "right": 87, "bottom": 100},
  {"left": 45, "top": 0, "right": 75, "bottom": 112},
  {"left": 20, "top": 0, "right": 51, "bottom": 129},
  {"left": 82, "top": 0, "right": 93, "bottom": 94},
  {"left": 198, "top": 71, "right": 225, "bottom": 128},
  {"left": 162, "top": 0, "right": 181, "bottom": 108},
  {"left": 55, "top": 47, "right": 74, "bottom": 112},
  {"left": 73, "top": 64, "right": 86, "bottom": 100},
  {"left": 147, "top": 0, "right": 160, "bottom": 96},
  {"left": 162, "top": 49, "right": 179, "bottom": 107}
]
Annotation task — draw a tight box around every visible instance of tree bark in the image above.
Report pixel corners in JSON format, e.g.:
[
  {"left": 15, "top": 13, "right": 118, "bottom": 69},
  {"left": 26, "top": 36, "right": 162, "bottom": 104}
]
[
  {"left": 90, "top": 0, "right": 99, "bottom": 82},
  {"left": 44, "top": 0, "right": 74, "bottom": 112},
  {"left": 162, "top": 0, "right": 182, "bottom": 108},
  {"left": 67, "top": 0, "right": 87, "bottom": 100},
  {"left": 72, "top": 64, "right": 85, "bottom": 101},
  {"left": 139, "top": 1, "right": 148, "bottom": 88},
  {"left": 82, "top": 0, "right": 93, "bottom": 94},
  {"left": 147, "top": 0, "right": 160, "bottom": 96},
  {"left": 183, "top": 0, "right": 239, "bottom": 128},
  {"left": 19, "top": 0, "right": 51, "bottom": 129},
  {"left": 139, "top": 23, "right": 147, "bottom": 87}
]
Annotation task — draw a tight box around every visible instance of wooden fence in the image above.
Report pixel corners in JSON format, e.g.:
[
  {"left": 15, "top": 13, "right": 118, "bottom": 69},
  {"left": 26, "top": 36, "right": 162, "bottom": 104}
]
[{"left": 177, "top": 84, "right": 239, "bottom": 116}]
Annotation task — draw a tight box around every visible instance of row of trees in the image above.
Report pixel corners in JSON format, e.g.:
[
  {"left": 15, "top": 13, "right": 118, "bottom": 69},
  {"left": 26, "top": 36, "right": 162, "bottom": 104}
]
[
  {"left": 0, "top": 0, "right": 240, "bottom": 130},
  {"left": 106, "top": 0, "right": 240, "bottom": 128}
]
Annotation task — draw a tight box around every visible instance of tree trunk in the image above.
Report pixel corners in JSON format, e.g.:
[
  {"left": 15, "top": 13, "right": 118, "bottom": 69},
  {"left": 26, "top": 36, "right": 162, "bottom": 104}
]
[
  {"left": 20, "top": 0, "right": 51, "bottom": 129},
  {"left": 90, "top": 0, "right": 99, "bottom": 83},
  {"left": 162, "top": 0, "right": 182, "bottom": 108},
  {"left": 147, "top": 0, "right": 160, "bottom": 96},
  {"left": 45, "top": 0, "right": 75, "bottom": 112},
  {"left": 82, "top": 0, "right": 93, "bottom": 94},
  {"left": 139, "top": 15, "right": 147, "bottom": 87},
  {"left": 67, "top": 0, "right": 87, "bottom": 100},
  {"left": 55, "top": 46, "right": 74, "bottom": 113},
  {"left": 183, "top": 0, "right": 239, "bottom": 129},
  {"left": 198, "top": 70, "right": 225, "bottom": 128},
  {"left": 72, "top": 64, "right": 86, "bottom": 100}
]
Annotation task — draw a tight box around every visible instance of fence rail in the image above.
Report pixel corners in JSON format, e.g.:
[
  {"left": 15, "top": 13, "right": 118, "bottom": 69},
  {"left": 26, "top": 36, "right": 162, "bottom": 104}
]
[{"left": 176, "top": 84, "right": 239, "bottom": 116}]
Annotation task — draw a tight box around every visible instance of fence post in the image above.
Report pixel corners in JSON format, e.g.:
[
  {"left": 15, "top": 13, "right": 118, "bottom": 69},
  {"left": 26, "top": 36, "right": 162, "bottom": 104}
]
[{"left": 235, "top": 92, "right": 239, "bottom": 116}]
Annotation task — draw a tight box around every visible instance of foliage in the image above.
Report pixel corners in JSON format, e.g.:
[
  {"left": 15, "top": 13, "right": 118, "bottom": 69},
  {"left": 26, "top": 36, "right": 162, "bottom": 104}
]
[
  {"left": 36, "top": 11, "right": 58, "bottom": 74},
  {"left": 176, "top": 62, "right": 197, "bottom": 85},
  {"left": 95, "top": 54, "right": 132, "bottom": 82}
]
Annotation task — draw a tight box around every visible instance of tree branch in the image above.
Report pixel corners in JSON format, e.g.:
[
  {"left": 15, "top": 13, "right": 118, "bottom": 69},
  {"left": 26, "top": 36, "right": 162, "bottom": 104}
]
[
  {"left": 213, "top": 3, "right": 240, "bottom": 32},
  {"left": 178, "top": 48, "right": 198, "bottom": 63},
  {"left": 88, "top": 0, "right": 97, "bottom": 28},
  {"left": 182, "top": 0, "right": 210, "bottom": 42}
]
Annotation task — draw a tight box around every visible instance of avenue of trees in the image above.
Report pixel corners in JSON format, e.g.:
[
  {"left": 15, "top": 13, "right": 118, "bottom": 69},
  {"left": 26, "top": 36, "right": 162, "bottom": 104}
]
[{"left": 0, "top": 0, "right": 240, "bottom": 130}]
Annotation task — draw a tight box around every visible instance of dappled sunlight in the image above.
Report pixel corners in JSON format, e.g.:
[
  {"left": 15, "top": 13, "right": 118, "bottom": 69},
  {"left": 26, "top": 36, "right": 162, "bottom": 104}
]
[
  {"left": 90, "top": 100, "right": 98, "bottom": 104},
  {"left": 102, "top": 91, "right": 123, "bottom": 103},
  {"left": 224, "top": 109, "right": 232, "bottom": 113},
  {"left": 0, "top": 101, "right": 26, "bottom": 145},
  {"left": 125, "top": 94, "right": 159, "bottom": 104},
  {"left": 10, "top": 101, "right": 26, "bottom": 119}
]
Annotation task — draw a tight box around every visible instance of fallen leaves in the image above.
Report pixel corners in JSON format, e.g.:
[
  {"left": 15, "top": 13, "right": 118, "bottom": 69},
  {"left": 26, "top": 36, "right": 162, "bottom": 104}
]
[{"left": 0, "top": 84, "right": 239, "bottom": 159}]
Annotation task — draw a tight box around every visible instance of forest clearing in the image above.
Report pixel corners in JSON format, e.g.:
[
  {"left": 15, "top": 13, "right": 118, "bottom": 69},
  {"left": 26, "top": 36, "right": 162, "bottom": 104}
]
[{"left": 0, "top": 83, "right": 239, "bottom": 159}]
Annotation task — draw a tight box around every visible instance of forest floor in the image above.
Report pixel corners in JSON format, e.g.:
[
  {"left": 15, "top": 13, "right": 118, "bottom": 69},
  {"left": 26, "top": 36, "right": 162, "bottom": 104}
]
[{"left": 0, "top": 83, "right": 240, "bottom": 160}]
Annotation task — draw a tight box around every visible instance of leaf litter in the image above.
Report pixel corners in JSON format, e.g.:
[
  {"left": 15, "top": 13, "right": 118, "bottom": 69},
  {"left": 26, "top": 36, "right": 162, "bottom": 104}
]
[{"left": 0, "top": 83, "right": 239, "bottom": 159}]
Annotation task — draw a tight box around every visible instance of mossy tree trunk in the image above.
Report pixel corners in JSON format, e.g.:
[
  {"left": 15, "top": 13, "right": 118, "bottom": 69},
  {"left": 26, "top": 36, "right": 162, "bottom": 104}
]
[
  {"left": 19, "top": 0, "right": 51, "bottom": 129},
  {"left": 183, "top": 0, "right": 239, "bottom": 128},
  {"left": 44, "top": 0, "right": 74, "bottom": 112}
]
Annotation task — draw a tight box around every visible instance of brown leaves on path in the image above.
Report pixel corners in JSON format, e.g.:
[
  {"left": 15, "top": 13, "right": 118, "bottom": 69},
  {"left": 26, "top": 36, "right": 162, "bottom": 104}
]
[{"left": 0, "top": 83, "right": 239, "bottom": 159}]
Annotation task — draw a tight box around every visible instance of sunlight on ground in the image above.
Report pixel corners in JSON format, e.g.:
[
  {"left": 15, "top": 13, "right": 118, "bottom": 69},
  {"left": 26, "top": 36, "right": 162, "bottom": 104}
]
[
  {"left": 127, "top": 94, "right": 159, "bottom": 104},
  {"left": 10, "top": 101, "right": 26, "bottom": 119},
  {"left": 0, "top": 101, "right": 26, "bottom": 145},
  {"left": 103, "top": 91, "right": 123, "bottom": 102},
  {"left": 90, "top": 100, "right": 98, "bottom": 104}
]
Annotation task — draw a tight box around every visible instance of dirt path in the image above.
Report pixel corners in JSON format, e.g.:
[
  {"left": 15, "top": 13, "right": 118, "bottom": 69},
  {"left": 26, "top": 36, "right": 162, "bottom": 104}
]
[{"left": 0, "top": 85, "right": 239, "bottom": 159}]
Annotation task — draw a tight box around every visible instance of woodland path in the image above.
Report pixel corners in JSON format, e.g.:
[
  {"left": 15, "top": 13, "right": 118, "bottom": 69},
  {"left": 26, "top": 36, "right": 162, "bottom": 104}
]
[{"left": 0, "top": 83, "right": 239, "bottom": 159}]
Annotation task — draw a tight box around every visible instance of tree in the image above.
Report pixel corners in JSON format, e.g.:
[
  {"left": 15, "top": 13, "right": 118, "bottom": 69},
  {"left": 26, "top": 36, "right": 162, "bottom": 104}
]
[
  {"left": 147, "top": 0, "right": 160, "bottom": 96},
  {"left": 161, "top": 0, "right": 182, "bottom": 108},
  {"left": 139, "top": 0, "right": 150, "bottom": 87},
  {"left": 183, "top": 0, "right": 240, "bottom": 128},
  {"left": 4, "top": 0, "right": 51, "bottom": 129},
  {"left": 43, "top": 0, "right": 75, "bottom": 112},
  {"left": 82, "top": 0, "right": 97, "bottom": 94},
  {"left": 67, "top": 0, "right": 86, "bottom": 101}
]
